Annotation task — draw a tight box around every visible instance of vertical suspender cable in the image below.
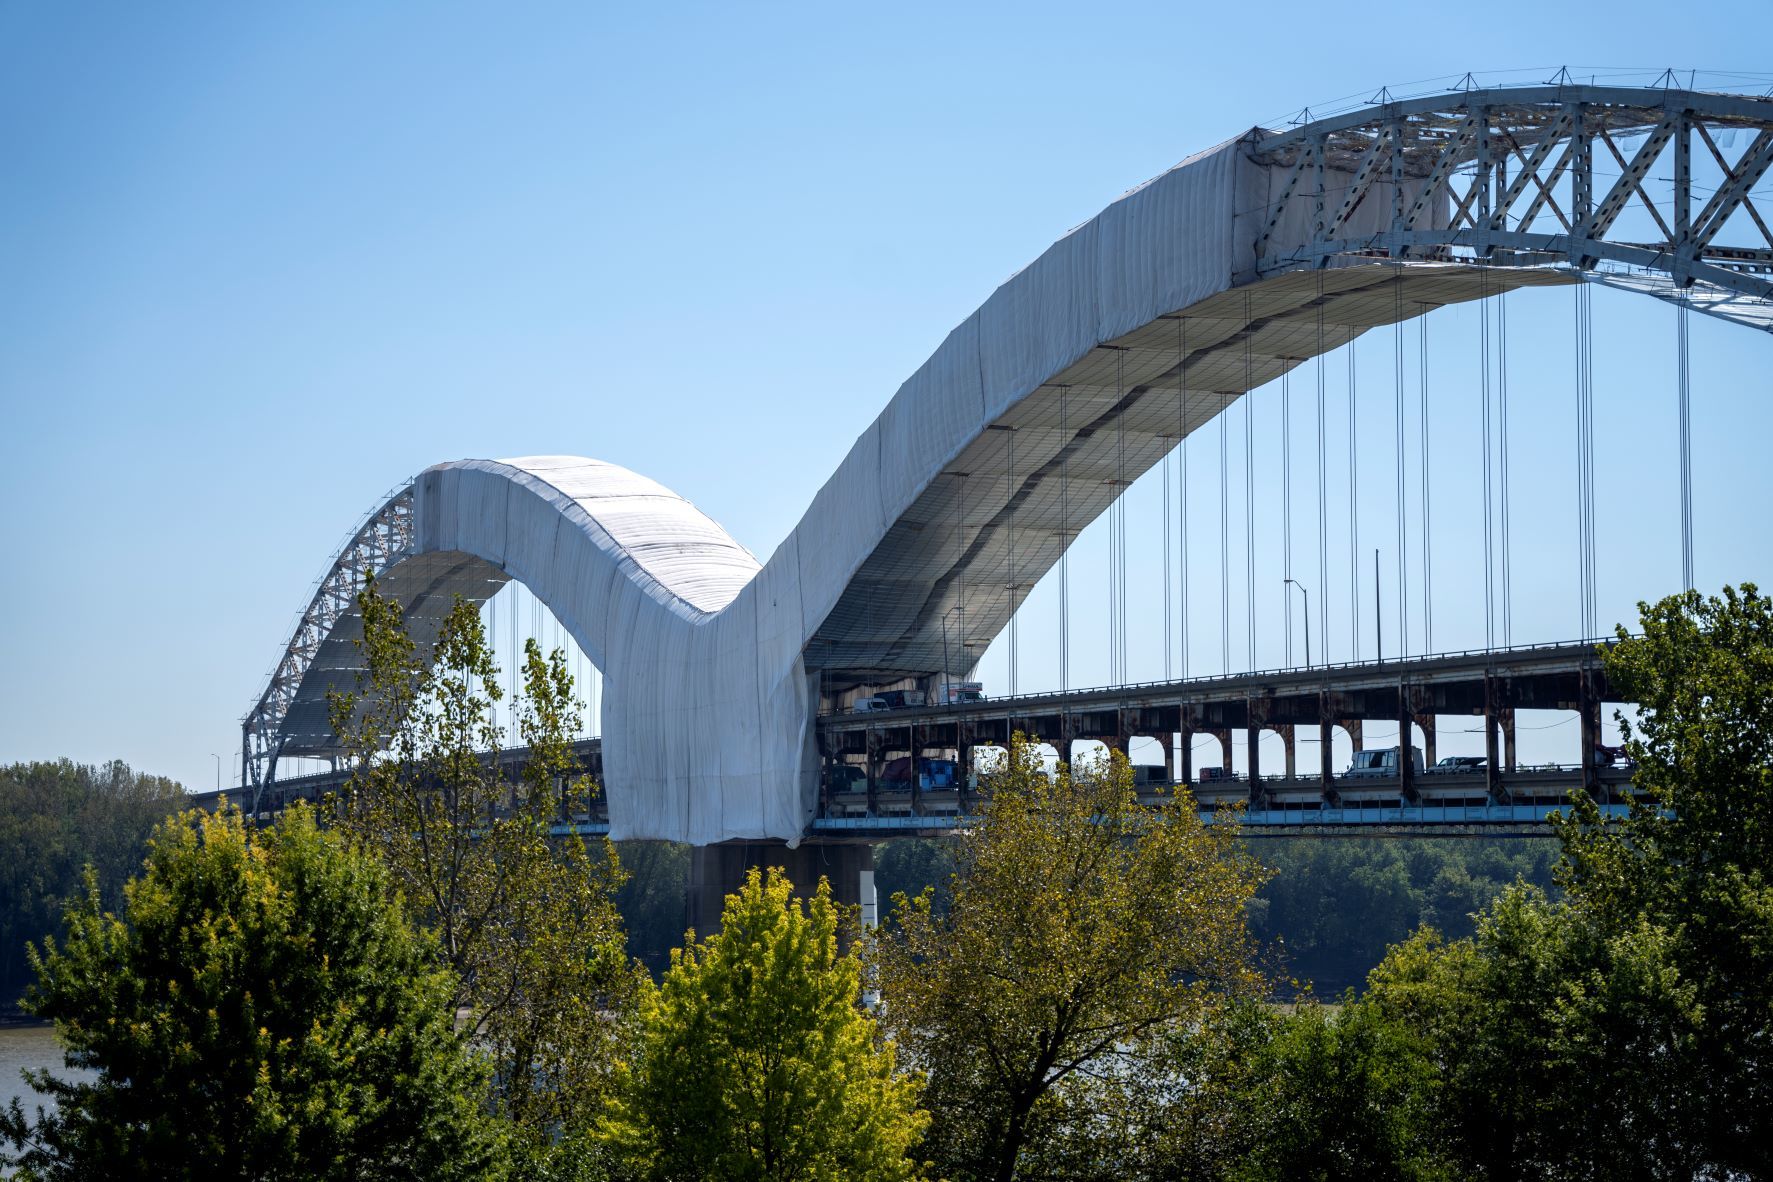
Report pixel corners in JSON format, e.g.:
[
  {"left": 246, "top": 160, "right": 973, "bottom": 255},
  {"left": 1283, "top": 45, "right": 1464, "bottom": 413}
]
[
  {"left": 1282, "top": 370, "right": 1293, "bottom": 665},
  {"left": 1007, "top": 426, "right": 1018, "bottom": 696},
  {"left": 1348, "top": 327, "right": 1361, "bottom": 661},
  {"left": 1678, "top": 295, "right": 1695, "bottom": 591},
  {"left": 1220, "top": 381, "right": 1230, "bottom": 675},
  {"left": 1118, "top": 350, "right": 1129, "bottom": 680},
  {"left": 1163, "top": 441, "right": 1172, "bottom": 680},
  {"left": 1589, "top": 284, "right": 1599, "bottom": 628},
  {"left": 1394, "top": 269, "right": 1410, "bottom": 658},
  {"left": 957, "top": 473, "right": 968, "bottom": 678},
  {"left": 1316, "top": 273, "right": 1329, "bottom": 664},
  {"left": 1419, "top": 305, "right": 1433, "bottom": 654},
  {"left": 488, "top": 592, "right": 499, "bottom": 736},
  {"left": 1244, "top": 291, "right": 1256, "bottom": 672},
  {"left": 1481, "top": 273, "right": 1496, "bottom": 650},
  {"left": 1575, "top": 283, "right": 1595, "bottom": 636},
  {"left": 1179, "top": 319, "right": 1190, "bottom": 681},
  {"left": 1499, "top": 289, "right": 1513, "bottom": 645},
  {"left": 1059, "top": 391, "right": 1070, "bottom": 690}
]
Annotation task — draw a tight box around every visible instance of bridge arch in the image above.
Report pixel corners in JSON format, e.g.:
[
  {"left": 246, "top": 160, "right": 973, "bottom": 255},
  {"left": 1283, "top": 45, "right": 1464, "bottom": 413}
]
[{"left": 247, "top": 83, "right": 1773, "bottom": 844}]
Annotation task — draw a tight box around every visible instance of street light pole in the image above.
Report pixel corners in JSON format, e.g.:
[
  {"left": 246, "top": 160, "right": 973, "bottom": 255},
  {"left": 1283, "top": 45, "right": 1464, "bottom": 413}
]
[
  {"left": 940, "top": 610, "right": 952, "bottom": 706},
  {"left": 211, "top": 753, "right": 221, "bottom": 793},
  {"left": 1284, "top": 579, "right": 1311, "bottom": 668}
]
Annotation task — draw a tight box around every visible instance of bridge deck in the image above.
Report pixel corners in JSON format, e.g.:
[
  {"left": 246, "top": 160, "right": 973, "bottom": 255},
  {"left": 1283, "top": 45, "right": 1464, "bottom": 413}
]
[{"left": 198, "top": 639, "right": 1629, "bottom": 839}]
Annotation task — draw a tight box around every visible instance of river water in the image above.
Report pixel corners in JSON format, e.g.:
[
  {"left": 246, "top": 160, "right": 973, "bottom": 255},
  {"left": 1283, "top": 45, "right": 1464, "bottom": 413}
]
[{"left": 0, "top": 1025, "right": 86, "bottom": 1112}]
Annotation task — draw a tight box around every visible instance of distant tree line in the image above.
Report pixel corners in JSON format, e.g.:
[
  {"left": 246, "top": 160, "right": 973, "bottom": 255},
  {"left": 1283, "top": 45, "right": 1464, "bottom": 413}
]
[
  {"left": 0, "top": 760, "right": 184, "bottom": 1012},
  {"left": 877, "top": 830, "right": 1561, "bottom": 996},
  {"left": 5, "top": 583, "right": 1772, "bottom": 1179}
]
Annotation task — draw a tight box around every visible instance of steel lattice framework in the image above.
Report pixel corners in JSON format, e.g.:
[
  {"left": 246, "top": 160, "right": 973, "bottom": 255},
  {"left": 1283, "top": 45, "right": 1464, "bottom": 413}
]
[
  {"left": 1250, "top": 84, "right": 1773, "bottom": 328},
  {"left": 242, "top": 487, "right": 414, "bottom": 805}
]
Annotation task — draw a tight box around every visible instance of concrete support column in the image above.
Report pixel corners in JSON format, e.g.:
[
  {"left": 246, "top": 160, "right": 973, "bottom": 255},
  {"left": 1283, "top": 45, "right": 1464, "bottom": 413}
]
[
  {"left": 1398, "top": 687, "right": 1418, "bottom": 804},
  {"left": 1580, "top": 666, "right": 1601, "bottom": 798},
  {"left": 1501, "top": 708, "right": 1518, "bottom": 772},
  {"left": 1484, "top": 673, "right": 1504, "bottom": 802},
  {"left": 1212, "top": 727, "right": 1232, "bottom": 773},
  {"left": 1319, "top": 695, "right": 1334, "bottom": 798},
  {"left": 865, "top": 731, "right": 882, "bottom": 817},
  {"left": 1245, "top": 706, "right": 1263, "bottom": 806},
  {"left": 688, "top": 841, "right": 874, "bottom": 939},
  {"left": 1179, "top": 709, "right": 1196, "bottom": 787},
  {"left": 1278, "top": 723, "right": 1296, "bottom": 779},
  {"left": 909, "top": 724, "right": 925, "bottom": 817},
  {"left": 958, "top": 728, "right": 977, "bottom": 810}
]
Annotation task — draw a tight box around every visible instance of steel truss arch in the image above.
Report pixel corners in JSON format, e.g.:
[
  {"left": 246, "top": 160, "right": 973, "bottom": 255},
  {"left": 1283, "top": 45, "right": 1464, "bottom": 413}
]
[
  {"left": 1248, "top": 84, "right": 1773, "bottom": 327},
  {"left": 242, "top": 486, "right": 415, "bottom": 808}
]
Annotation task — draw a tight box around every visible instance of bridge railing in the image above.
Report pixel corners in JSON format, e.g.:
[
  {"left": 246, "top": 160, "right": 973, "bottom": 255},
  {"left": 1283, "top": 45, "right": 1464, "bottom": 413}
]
[{"left": 817, "top": 635, "right": 1622, "bottom": 720}]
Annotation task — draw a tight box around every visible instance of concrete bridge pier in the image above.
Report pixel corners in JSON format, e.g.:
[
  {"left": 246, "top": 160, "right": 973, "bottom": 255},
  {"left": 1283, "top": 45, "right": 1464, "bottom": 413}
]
[{"left": 687, "top": 841, "right": 876, "bottom": 938}]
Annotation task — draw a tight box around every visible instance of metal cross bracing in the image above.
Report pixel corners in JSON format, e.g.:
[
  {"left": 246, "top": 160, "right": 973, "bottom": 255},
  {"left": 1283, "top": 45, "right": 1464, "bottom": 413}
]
[
  {"left": 1248, "top": 84, "right": 1773, "bottom": 329},
  {"left": 240, "top": 485, "right": 416, "bottom": 809}
]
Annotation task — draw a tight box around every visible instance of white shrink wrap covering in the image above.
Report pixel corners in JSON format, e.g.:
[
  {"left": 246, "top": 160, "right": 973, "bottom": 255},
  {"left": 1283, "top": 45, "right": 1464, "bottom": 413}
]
[{"left": 286, "top": 133, "right": 1484, "bottom": 843}]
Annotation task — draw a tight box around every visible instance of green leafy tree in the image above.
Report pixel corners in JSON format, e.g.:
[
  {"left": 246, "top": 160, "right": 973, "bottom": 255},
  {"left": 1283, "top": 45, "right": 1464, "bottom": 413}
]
[
  {"left": 328, "top": 581, "right": 635, "bottom": 1159},
  {"left": 1362, "top": 888, "right": 1704, "bottom": 1181},
  {"left": 0, "top": 804, "right": 504, "bottom": 1181},
  {"left": 0, "top": 760, "right": 185, "bottom": 1007},
  {"left": 1213, "top": 999, "right": 1446, "bottom": 1182},
  {"left": 602, "top": 866, "right": 928, "bottom": 1181},
  {"left": 1554, "top": 582, "right": 1773, "bottom": 1175},
  {"left": 874, "top": 736, "right": 1268, "bottom": 1182},
  {"left": 1342, "top": 585, "right": 1773, "bottom": 1180}
]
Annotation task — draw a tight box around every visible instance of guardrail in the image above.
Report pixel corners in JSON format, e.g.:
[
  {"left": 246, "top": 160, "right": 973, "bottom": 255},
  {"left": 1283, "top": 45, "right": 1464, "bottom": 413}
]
[{"left": 817, "top": 636, "right": 1619, "bottom": 723}]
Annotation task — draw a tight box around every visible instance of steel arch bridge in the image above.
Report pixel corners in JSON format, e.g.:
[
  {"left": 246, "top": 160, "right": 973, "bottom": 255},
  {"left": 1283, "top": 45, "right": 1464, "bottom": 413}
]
[{"left": 242, "top": 82, "right": 1773, "bottom": 845}]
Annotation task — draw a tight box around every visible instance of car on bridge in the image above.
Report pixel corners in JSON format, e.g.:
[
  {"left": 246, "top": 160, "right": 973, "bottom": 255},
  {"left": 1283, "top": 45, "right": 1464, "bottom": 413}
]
[
  {"left": 1426, "top": 754, "right": 1487, "bottom": 775},
  {"left": 1344, "top": 746, "right": 1426, "bottom": 779}
]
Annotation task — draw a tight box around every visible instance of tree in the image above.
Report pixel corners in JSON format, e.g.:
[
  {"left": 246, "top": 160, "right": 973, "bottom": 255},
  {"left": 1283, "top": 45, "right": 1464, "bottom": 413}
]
[
  {"left": 601, "top": 866, "right": 928, "bottom": 1181},
  {"left": 328, "top": 581, "right": 635, "bottom": 1156},
  {"left": 1339, "top": 585, "right": 1773, "bottom": 1180},
  {"left": 1200, "top": 998, "right": 1447, "bottom": 1182},
  {"left": 874, "top": 736, "right": 1268, "bottom": 1182},
  {"left": 1553, "top": 583, "right": 1773, "bottom": 1175},
  {"left": 0, "top": 760, "right": 185, "bottom": 1008},
  {"left": 0, "top": 804, "right": 504, "bottom": 1181},
  {"left": 1246, "top": 836, "right": 1559, "bottom": 994}
]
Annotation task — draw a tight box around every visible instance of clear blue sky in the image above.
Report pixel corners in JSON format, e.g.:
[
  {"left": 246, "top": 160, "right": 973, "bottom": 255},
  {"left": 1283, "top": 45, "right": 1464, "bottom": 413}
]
[{"left": 3, "top": 1, "right": 1771, "bottom": 790}]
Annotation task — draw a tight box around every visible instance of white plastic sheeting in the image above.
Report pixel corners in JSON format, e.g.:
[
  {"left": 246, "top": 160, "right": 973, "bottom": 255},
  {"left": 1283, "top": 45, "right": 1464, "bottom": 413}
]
[{"left": 275, "top": 132, "right": 1574, "bottom": 843}]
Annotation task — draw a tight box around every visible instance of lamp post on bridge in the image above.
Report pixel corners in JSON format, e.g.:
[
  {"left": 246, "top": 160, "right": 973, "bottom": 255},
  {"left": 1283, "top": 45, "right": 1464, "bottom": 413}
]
[
  {"left": 211, "top": 753, "right": 222, "bottom": 793},
  {"left": 1284, "top": 579, "right": 1311, "bottom": 668},
  {"left": 939, "top": 605, "right": 962, "bottom": 707}
]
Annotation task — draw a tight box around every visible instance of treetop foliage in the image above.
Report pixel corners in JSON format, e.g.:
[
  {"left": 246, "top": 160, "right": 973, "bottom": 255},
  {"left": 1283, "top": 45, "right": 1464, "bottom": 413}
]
[
  {"left": 0, "top": 759, "right": 184, "bottom": 1008},
  {"left": 328, "top": 579, "right": 636, "bottom": 1150},
  {"left": 875, "top": 736, "right": 1268, "bottom": 1181},
  {"left": 604, "top": 866, "right": 928, "bottom": 1181},
  {"left": 1, "top": 803, "right": 504, "bottom": 1182}
]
